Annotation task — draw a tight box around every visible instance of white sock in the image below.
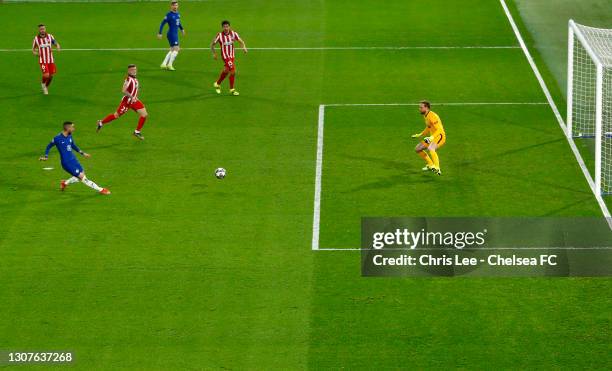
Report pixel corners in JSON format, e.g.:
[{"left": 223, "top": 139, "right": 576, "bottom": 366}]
[
  {"left": 162, "top": 51, "right": 172, "bottom": 65},
  {"left": 169, "top": 51, "right": 178, "bottom": 65},
  {"left": 65, "top": 176, "right": 79, "bottom": 185},
  {"left": 81, "top": 177, "right": 103, "bottom": 192}
]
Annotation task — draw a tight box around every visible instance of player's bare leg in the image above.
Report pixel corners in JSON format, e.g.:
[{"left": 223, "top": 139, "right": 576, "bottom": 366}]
[
  {"left": 77, "top": 172, "right": 110, "bottom": 195},
  {"left": 97, "top": 111, "right": 120, "bottom": 132},
  {"left": 133, "top": 108, "right": 148, "bottom": 140},
  {"left": 229, "top": 69, "right": 239, "bottom": 96},
  {"left": 415, "top": 143, "right": 434, "bottom": 171}
]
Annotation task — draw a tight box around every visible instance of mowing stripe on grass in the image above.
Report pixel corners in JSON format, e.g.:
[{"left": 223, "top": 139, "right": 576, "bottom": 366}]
[
  {"left": 0, "top": 46, "right": 521, "bottom": 52},
  {"left": 499, "top": 0, "right": 612, "bottom": 225}
]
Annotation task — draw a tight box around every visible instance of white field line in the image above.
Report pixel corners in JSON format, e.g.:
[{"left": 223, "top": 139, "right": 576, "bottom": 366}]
[
  {"left": 317, "top": 247, "right": 612, "bottom": 251},
  {"left": 325, "top": 102, "right": 548, "bottom": 107},
  {"left": 499, "top": 0, "right": 612, "bottom": 229},
  {"left": 312, "top": 105, "right": 325, "bottom": 251},
  {"left": 499, "top": 0, "right": 612, "bottom": 225},
  {"left": 0, "top": 46, "right": 520, "bottom": 52},
  {"left": 4, "top": 0, "right": 210, "bottom": 2},
  {"left": 312, "top": 101, "right": 556, "bottom": 251}
]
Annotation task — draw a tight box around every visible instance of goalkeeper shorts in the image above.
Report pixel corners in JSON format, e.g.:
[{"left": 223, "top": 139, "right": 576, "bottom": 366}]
[{"left": 423, "top": 133, "right": 446, "bottom": 149}]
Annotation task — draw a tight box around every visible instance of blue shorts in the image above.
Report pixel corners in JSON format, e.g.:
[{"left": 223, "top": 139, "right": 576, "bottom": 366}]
[
  {"left": 62, "top": 161, "right": 83, "bottom": 177},
  {"left": 167, "top": 33, "right": 179, "bottom": 47}
]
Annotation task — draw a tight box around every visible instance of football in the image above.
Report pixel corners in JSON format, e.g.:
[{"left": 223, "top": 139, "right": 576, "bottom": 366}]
[{"left": 215, "top": 167, "right": 227, "bottom": 179}]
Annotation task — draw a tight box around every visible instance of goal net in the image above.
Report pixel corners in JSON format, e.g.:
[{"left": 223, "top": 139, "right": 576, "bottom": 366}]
[{"left": 568, "top": 20, "right": 612, "bottom": 195}]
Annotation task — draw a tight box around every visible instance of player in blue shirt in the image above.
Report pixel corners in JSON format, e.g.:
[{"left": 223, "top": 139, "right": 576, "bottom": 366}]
[
  {"left": 158, "top": 1, "right": 185, "bottom": 71},
  {"left": 39, "top": 121, "right": 110, "bottom": 195}
]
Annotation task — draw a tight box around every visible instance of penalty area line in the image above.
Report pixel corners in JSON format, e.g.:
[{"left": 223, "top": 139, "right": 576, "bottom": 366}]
[
  {"left": 311, "top": 101, "right": 551, "bottom": 251},
  {"left": 324, "top": 102, "right": 549, "bottom": 107}
]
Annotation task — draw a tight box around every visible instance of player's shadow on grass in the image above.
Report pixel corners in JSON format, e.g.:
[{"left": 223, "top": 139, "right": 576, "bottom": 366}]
[
  {"left": 340, "top": 154, "right": 434, "bottom": 193},
  {"left": 0, "top": 180, "right": 99, "bottom": 208},
  {"left": 458, "top": 137, "right": 564, "bottom": 166},
  {"left": 343, "top": 153, "right": 419, "bottom": 172},
  {"left": 541, "top": 196, "right": 599, "bottom": 216},
  {"left": 458, "top": 138, "right": 591, "bottom": 195}
]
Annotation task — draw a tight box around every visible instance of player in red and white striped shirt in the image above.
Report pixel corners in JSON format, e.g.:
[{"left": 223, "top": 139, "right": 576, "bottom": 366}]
[
  {"left": 32, "top": 24, "right": 61, "bottom": 95},
  {"left": 211, "top": 20, "right": 247, "bottom": 96},
  {"left": 96, "top": 64, "right": 149, "bottom": 141}
]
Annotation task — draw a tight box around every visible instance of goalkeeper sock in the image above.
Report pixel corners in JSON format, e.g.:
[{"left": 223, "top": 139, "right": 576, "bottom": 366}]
[
  {"left": 65, "top": 176, "right": 79, "bottom": 185},
  {"left": 81, "top": 177, "right": 103, "bottom": 192},
  {"left": 429, "top": 150, "right": 440, "bottom": 169},
  {"left": 418, "top": 151, "right": 433, "bottom": 167}
]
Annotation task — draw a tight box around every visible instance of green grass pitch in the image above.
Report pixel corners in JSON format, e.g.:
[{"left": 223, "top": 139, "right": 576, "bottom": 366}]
[{"left": 0, "top": 0, "right": 610, "bottom": 369}]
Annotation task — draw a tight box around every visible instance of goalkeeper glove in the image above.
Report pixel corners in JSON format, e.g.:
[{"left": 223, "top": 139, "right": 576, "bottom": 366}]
[
  {"left": 411, "top": 133, "right": 421, "bottom": 138},
  {"left": 423, "top": 136, "right": 433, "bottom": 144}
]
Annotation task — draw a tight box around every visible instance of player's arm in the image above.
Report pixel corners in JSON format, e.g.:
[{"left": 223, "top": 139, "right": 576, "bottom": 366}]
[
  {"left": 72, "top": 142, "right": 90, "bottom": 158},
  {"left": 157, "top": 16, "right": 168, "bottom": 39},
  {"left": 179, "top": 20, "right": 185, "bottom": 35},
  {"left": 39, "top": 139, "right": 55, "bottom": 161},
  {"left": 32, "top": 39, "right": 39, "bottom": 56},
  {"left": 51, "top": 36, "right": 60, "bottom": 51},
  {"left": 210, "top": 36, "right": 219, "bottom": 59},
  {"left": 411, "top": 127, "right": 430, "bottom": 138},
  {"left": 237, "top": 35, "right": 247, "bottom": 54}
]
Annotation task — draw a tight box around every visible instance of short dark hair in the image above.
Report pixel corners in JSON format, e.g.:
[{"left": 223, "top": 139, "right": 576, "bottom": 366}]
[
  {"left": 127, "top": 64, "right": 137, "bottom": 69},
  {"left": 38, "top": 24, "right": 45, "bottom": 28},
  {"left": 221, "top": 20, "right": 230, "bottom": 26},
  {"left": 419, "top": 100, "right": 431, "bottom": 109},
  {"left": 171, "top": 1, "right": 178, "bottom": 4},
  {"left": 63, "top": 121, "right": 74, "bottom": 129}
]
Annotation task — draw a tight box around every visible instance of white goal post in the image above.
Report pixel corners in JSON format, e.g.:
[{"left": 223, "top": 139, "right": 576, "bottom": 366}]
[{"left": 567, "top": 20, "right": 612, "bottom": 195}]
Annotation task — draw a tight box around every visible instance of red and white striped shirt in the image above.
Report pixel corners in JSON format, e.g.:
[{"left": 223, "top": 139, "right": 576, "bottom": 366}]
[
  {"left": 123, "top": 75, "right": 139, "bottom": 103},
  {"left": 32, "top": 33, "right": 56, "bottom": 64},
  {"left": 214, "top": 30, "right": 241, "bottom": 60}
]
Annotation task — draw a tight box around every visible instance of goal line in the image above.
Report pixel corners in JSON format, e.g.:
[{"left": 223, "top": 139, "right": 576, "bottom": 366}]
[{"left": 498, "top": 0, "right": 612, "bottom": 226}]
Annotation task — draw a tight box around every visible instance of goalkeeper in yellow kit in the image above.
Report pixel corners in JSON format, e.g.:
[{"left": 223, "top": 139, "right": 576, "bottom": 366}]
[{"left": 412, "top": 101, "right": 446, "bottom": 176}]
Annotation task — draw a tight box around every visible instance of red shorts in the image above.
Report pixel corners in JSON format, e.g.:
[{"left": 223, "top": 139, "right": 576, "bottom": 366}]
[
  {"left": 224, "top": 58, "right": 236, "bottom": 71},
  {"left": 40, "top": 63, "right": 57, "bottom": 75},
  {"left": 117, "top": 96, "right": 145, "bottom": 116}
]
